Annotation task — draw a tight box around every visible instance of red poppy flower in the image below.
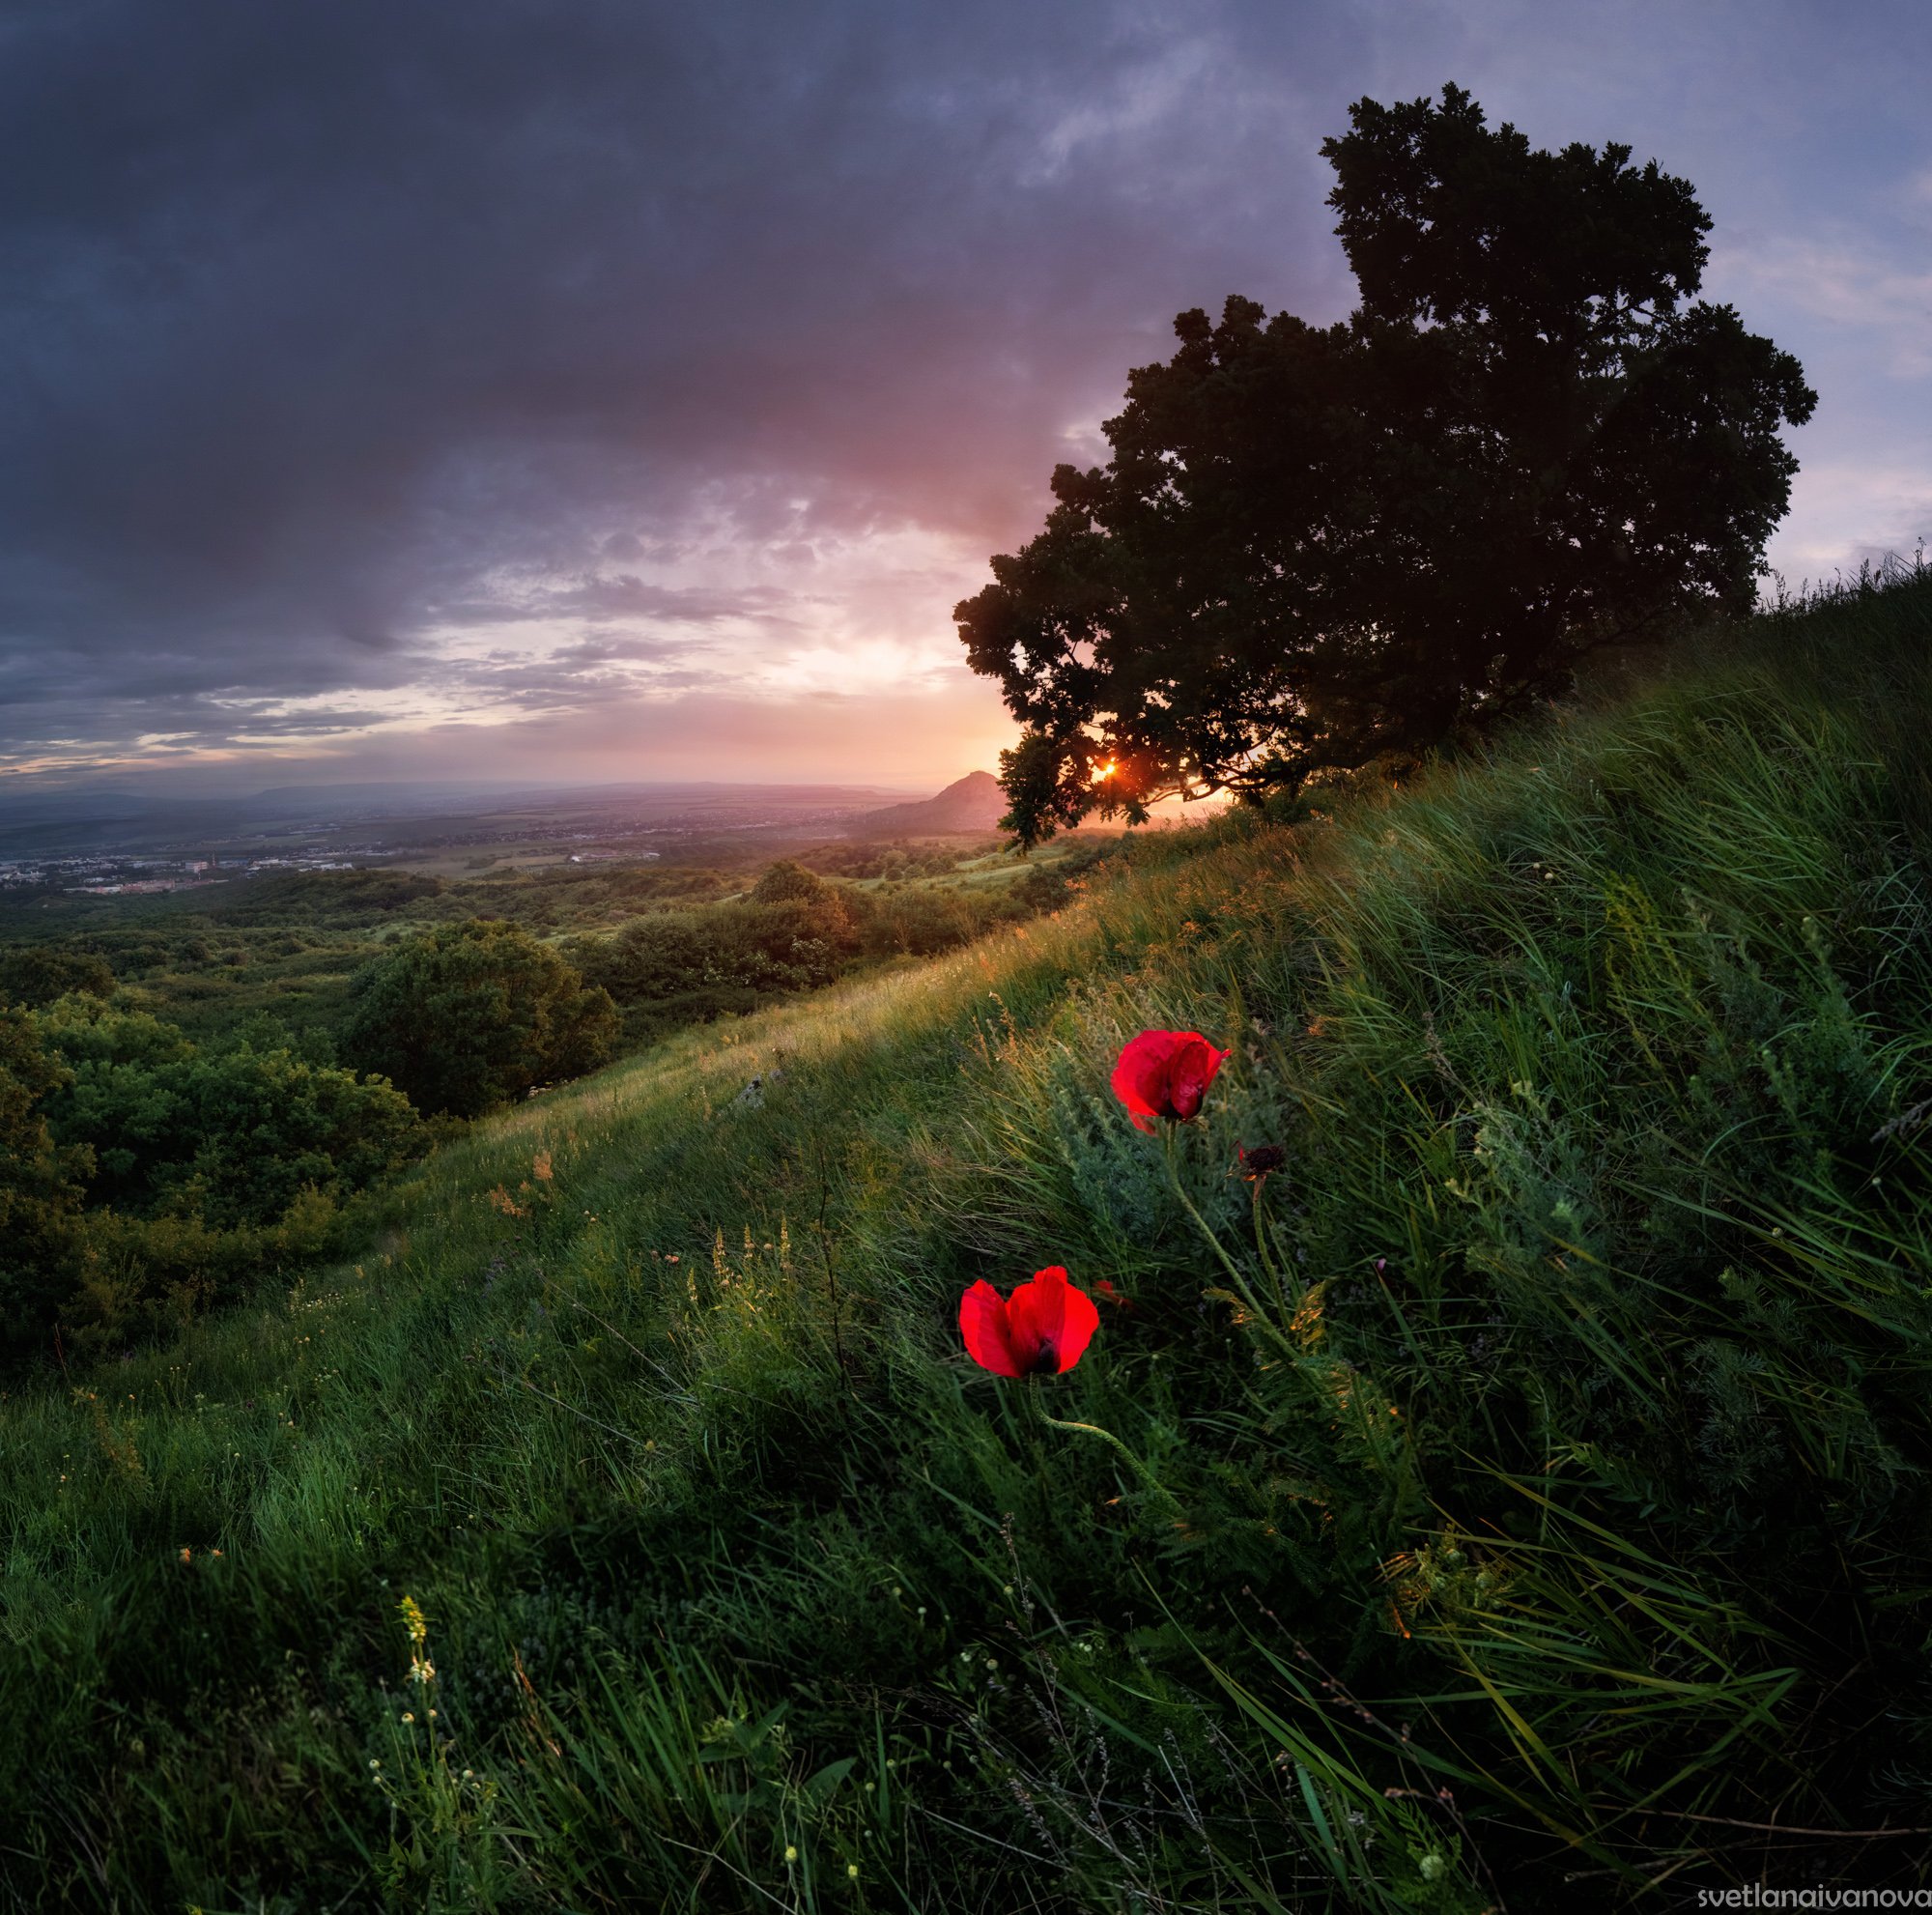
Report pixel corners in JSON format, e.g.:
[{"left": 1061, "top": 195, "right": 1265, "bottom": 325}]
[
  {"left": 959, "top": 1266, "right": 1099, "bottom": 1377},
  {"left": 1110, "top": 1029, "right": 1231, "bottom": 1133}
]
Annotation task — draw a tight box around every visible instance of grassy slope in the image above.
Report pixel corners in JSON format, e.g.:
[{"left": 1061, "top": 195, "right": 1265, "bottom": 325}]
[{"left": 4, "top": 570, "right": 1932, "bottom": 1911}]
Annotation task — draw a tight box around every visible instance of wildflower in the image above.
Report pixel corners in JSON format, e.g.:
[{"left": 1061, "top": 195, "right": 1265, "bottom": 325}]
[
  {"left": 847, "top": 1865, "right": 860, "bottom": 1880},
  {"left": 1237, "top": 1143, "right": 1287, "bottom": 1181},
  {"left": 960, "top": 1266, "right": 1099, "bottom": 1378},
  {"left": 784, "top": 1845, "right": 799, "bottom": 1865},
  {"left": 1111, "top": 1029, "right": 1230, "bottom": 1133}
]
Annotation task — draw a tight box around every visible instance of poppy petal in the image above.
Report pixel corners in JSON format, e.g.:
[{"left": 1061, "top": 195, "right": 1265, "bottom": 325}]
[
  {"left": 1053, "top": 1279, "right": 1100, "bottom": 1371},
  {"left": 1169, "top": 1036, "right": 1228, "bottom": 1119},
  {"left": 1112, "top": 1028, "right": 1229, "bottom": 1126},
  {"left": 959, "top": 1279, "right": 1023, "bottom": 1377},
  {"left": 1004, "top": 1272, "right": 1049, "bottom": 1372},
  {"left": 1111, "top": 1030, "right": 1180, "bottom": 1124},
  {"left": 1009, "top": 1266, "right": 1100, "bottom": 1375}
]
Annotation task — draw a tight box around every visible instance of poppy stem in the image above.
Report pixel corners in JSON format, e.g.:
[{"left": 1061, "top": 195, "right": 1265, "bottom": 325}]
[
  {"left": 1250, "top": 1176, "right": 1288, "bottom": 1307},
  {"left": 1037, "top": 1414, "right": 1181, "bottom": 1513},
  {"left": 1163, "top": 1136, "right": 1296, "bottom": 1358}
]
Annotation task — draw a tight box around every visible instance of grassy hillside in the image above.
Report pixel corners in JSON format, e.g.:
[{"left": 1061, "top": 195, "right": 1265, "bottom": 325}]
[{"left": 3, "top": 566, "right": 1931, "bottom": 1910}]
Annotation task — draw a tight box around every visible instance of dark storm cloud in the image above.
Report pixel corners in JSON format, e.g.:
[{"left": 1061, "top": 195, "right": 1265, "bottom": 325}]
[
  {"left": 4, "top": 0, "right": 1926, "bottom": 775},
  {"left": 0, "top": 0, "right": 1358, "bottom": 757}
]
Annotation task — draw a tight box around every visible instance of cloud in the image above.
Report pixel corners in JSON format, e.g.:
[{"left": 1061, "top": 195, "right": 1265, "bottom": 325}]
[
  {"left": 1714, "top": 235, "right": 1932, "bottom": 380},
  {"left": 0, "top": 0, "right": 1359, "bottom": 773},
  {"left": 1769, "top": 459, "right": 1932, "bottom": 585},
  {"left": 426, "top": 577, "right": 798, "bottom": 630},
  {"left": 1, "top": 0, "right": 1926, "bottom": 779}
]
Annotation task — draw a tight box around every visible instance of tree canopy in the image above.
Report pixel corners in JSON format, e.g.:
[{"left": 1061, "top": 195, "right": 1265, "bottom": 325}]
[
  {"left": 341, "top": 919, "right": 618, "bottom": 1118},
  {"left": 957, "top": 84, "right": 1817, "bottom": 844},
  {"left": 34, "top": 997, "right": 420, "bottom": 1228}
]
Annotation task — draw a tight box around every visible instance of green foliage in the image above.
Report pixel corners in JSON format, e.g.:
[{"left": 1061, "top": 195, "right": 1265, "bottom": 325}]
[
  {"left": 342, "top": 919, "right": 619, "bottom": 1117},
  {"left": 960, "top": 84, "right": 1815, "bottom": 844},
  {"left": 0, "top": 568, "right": 1928, "bottom": 1906},
  {"left": 35, "top": 997, "right": 421, "bottom": 1227},
  {"left": 0, "top": 941, "right": 116, "bottom": 1006},
  {"left": 747, "top": 857, "right": 834, "bottom": 905},
  {"left": 0, "top": 1002, "right": 425, "bottom": 1358},
  {"left": 217, "top": 868, "right": 450, "bottom": 924},
  {"left": 0, "top": 1007, "right": 87, "bottom": 1355},
  {"left": 566, "top": 893, "right": 857, "bottom": 1045},
  {"left": 566, "top": 862, "right": 1037, "bottom": 1043},
  {"left": 799, "top": 836, "right": 1000, "bottom": 881}
]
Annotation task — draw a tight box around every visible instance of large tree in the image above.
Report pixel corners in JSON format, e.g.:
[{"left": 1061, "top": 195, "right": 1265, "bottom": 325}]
[{"left": 958, "top": 85, "right": 1816, "bottom": 844}]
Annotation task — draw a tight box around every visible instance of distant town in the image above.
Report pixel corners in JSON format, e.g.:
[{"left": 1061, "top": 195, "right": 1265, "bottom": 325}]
[
  {"left": 0, "top": 851, "right": 370, "bottom": 894},
  {"left": 0, "top": 775, "right": 1002, "bottom": 895}
]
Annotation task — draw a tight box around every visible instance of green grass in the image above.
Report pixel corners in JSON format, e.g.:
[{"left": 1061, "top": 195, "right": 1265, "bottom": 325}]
[{"left": 3, "top": 564, "right": 1932, "bottom": 1909}]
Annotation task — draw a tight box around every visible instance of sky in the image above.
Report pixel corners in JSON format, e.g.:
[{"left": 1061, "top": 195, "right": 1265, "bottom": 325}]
[{"left": 2, "top": 0, "right": 1927, "bottom": 795}]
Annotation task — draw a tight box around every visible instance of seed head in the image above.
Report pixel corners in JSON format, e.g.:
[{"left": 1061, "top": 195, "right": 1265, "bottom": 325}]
[{"left": 1237, "top": 1143, "right": 1288, "bottom": 1181}]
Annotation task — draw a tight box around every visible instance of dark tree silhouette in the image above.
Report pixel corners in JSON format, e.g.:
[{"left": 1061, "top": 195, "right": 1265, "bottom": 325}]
[{"left": 958, "top": 85, "right": 1817, "bottom": 845}]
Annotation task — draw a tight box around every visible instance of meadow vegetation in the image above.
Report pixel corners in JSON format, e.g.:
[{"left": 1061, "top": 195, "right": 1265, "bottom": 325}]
[
  {"left": 0, "top": 835, "right": 1082, "bottom": 1360},
  {"left": 1, "top": 566, "right": 1929, "bottom": 1907},
  {"left": 0, "top": 831, "right": 1034, "bottom": 1050}
]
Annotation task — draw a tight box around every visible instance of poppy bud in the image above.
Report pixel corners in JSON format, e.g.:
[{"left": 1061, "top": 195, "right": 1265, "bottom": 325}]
[
  {"left": 1110, "top": 1029, "right": 1231, "bottom": 1133},
  {"left": 960, "top": 1266, "right": 1099, "bottom": 1377}
]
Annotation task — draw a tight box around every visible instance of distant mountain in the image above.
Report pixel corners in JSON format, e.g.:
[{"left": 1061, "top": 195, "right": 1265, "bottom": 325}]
[{"left": 851, "top": 771, "right": 1005, "bottom": 838}]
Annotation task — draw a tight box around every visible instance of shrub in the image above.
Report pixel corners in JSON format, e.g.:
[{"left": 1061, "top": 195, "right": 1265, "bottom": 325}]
[
  {"left": 342, "top": 919, "right": 618, "bottom": 1117},
  {"left": 0, "top": 943, "right": 116, "bottom": 1006},
  {"left": 0, "top": 1008, "right": 86, "bottom": 1358}
]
